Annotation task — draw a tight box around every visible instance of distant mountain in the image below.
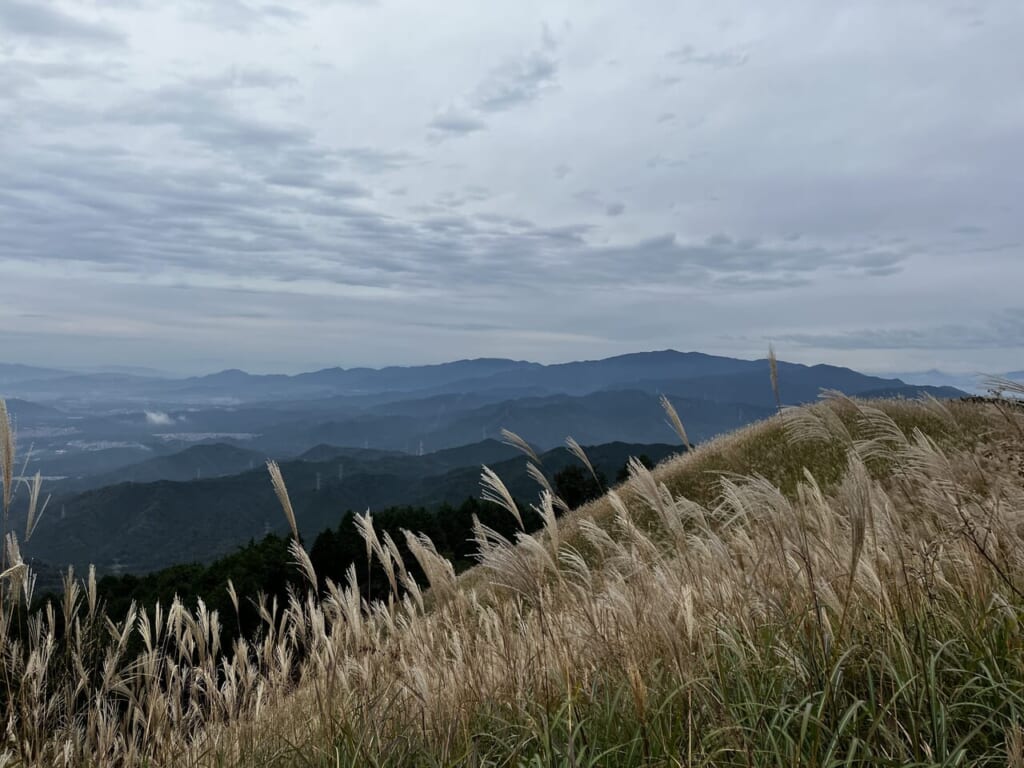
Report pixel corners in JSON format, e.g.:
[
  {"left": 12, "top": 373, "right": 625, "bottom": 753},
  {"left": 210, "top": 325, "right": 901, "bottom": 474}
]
[
  {"left": 886, "top": 370, "right": 987, "bottom": 394},
  {"left": 297, "top": 444, "right": 405, "bottom": 462},
  {"left": 218, "top": 388, "right": 774, "bottom": 458},
  {"left": 622, "top": 363, "right": 966, "bottom": 408},
  {"left": 27, "top": 440, "right": 680, "bottom": 574},
  {"left": 2, "top": 350, "right": 972, "bottom": 490},
  {"left": 0, "top": 363, "right": 72, "bottom": 386},
  {"left": 70, "top": 365, "right": 177, "bottom": 378},
  {"left": 27, "top": 446, "right": 162, "bottom": 481},
  {"left": 298, "top": 439, "right": 521, "bottom": 468},
  {"left": 423, "top": 439, "right": 523, "bottom": 467},
  {"left": 6, "top": 373, "right": 166, "bottom": 405},
  {"left": 157, "top": 358, "right": 540, "bottom": 402},
  {"left": 4, "top": 398, "right": 67, "bottom": 424},
  {"left": 59, "top": 443, "right": 268, "bottom": 491},
  {"left": 419, "top": 350, "right": 758, "bottom": 397},
  {"left": 292, "top": 357, "right": 539, "bottom": 393},
  {"left": 3, "top": 350, "right": 951, "bottom": 407},
  {"left": 434, "top": 390, "right": 774, "bottom": 449}
]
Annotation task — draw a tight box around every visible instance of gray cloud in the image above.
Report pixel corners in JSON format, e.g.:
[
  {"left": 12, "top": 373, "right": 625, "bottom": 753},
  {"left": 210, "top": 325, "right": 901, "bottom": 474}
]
[
  {"left": 264, "top": 172, "right": 370, "bottom": 198},
  {"left": 667, "top": 44, "right": 749, "bottom": 69},
  {"left": 174, "top": 1, "right": 307, "bottom": 31},
  {"left": 472, "top": 47, "right": 558, "bottom": 112},
  {"left": 583, "top": 234, "right": 907, "bottom": 286},
  {"left": 426, "top": 28, "right": 560, "bottom": 140},
  {"left": 428, "top": 107, "right": 487, "bottom": 137},
  {"left": 188, "top": 68, "right": 299, "bottom": 90},
  {"left": 111, "top": 84, "right": 311, "bottom": 152},
  {"left": 336, "top": 147, "right": 418, "bottom": 174},
  {"left": 781, "top": 311, "right": 1024, "bottom": 351},
  {"left": 0, "top": 0, "right": 124, "bottom": 45}
]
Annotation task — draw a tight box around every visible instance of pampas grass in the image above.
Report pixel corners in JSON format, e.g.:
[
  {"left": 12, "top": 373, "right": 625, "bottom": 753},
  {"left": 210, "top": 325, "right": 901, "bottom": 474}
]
[
  {"left": 0, "top": 400, "right": 13, "bottom": 527},
  {"left": 769, "top": 343, "right": 781, "bottom": 409},
  {"left": 565, "top": 436, "right": 601, "bottom": 487},
  {"left": 659, "top": 393, "right": 690, "bottom": 446},
  {"left": 501, "top": 428, "right": 541, "bottom": 464},
  {"left": 266, "top": 459, "right": 299, "bottom": 541},
  {"left": 0, "top": 392, "right": 1022, "bottom": 766}
]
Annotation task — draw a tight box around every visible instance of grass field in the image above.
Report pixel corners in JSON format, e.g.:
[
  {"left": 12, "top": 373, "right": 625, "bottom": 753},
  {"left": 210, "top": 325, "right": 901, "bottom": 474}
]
[{"left": 1, "top": 389, "right": 1023, "bottom": 766}]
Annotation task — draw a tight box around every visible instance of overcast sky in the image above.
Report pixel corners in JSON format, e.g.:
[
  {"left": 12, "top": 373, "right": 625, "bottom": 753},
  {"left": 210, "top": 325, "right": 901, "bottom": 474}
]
[{"left": 1, "top": 0, "right": 1021, "bottom": 375}]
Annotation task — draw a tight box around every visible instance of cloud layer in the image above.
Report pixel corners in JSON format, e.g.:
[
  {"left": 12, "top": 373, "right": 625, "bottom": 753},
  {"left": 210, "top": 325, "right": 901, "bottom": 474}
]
[{"left": 1, "top": 0, "right": 1021, "bottom": 374}]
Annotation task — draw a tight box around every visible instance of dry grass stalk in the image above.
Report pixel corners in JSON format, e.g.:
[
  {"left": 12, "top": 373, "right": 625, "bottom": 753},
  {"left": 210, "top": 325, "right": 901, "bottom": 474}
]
[
  {"left": 659, "top": 394, "right": 690, "bottom": 446},
  {"left": 565, "top": 436, "right": 600, "bottom": 486},
  {"left": 266, "top": 460, "right": 299, "bottom": 541},
  {"left": 0, "top": 399, "right": 14, "bottom": 521},
  {"left": 500, "top": 428, "right": 540, "bottom": 464},
  {"left": 481, "top": 465, "right": 525, "bottom": 531},
  {"left": 769, "top": 343, "right": 781, "bottom": 409}
]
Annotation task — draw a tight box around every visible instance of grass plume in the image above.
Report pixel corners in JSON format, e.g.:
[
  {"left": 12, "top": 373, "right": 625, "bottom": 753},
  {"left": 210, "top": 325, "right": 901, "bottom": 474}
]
[
  {"left": 266, "top": 459, "right": 299, "bottom": 541},
  {"left": 769, "top": 342, "right": 781, "bottom": 409},
  {"left": 659, "top": 393, "right": 690, "bottom": 446},
  {"left": 500, "top": 427, "right": 541, "bottom": 464},
  {"left": 0, "top": 400, "right": 13, "bottom": 525}
]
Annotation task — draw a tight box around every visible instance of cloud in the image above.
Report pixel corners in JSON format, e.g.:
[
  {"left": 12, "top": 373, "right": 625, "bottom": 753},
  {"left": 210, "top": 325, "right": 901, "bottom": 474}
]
[
  {"left": 336, "top": 147, "right": 417, "bottom": 174},
  {"left": 667, "top": 44, "right": 749, "bottom": 69},
  {"left": 145, "top": 410, "right": 175, "bottom": 426},
  {"left": 188, "top": 68, "right": 299, "bottom": 90},
  {"left": 264, "top": 172, "right": 369, "bottom": 198},
  {"left": 427, "top": 28, "right": 559, "bottom": 140},
  {"left": 471, "top": 48, "right": 558, "bottom": 113},
  {"left": 780, "top": 311, "right": 1024, "bottom": 351},
  {"left": 175, "top": 0, "right": 307, "bottom": 31},
  {"left": 111, "top": 84, "right": 312, "bottom": 155},
  {"left": 0, "top": 0, "right": 124, "bottom": 45},
  {"left": 434, "top": 186, "right": 491, "bottom": 209},
  {"left": 0, "top": 66, "right": 35, "bottom": 98},
  {"left": 581, "top": 234, "right": 908, "bottom": 288},
  {"left": 428, "top": 107, "right": 487, "bottom": 137}
]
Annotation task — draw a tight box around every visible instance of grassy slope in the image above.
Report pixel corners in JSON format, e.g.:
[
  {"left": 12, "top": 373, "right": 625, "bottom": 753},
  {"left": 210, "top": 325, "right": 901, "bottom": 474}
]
[
  {"left": 200, "top": 396, "right": 1024, "bottom": 767},
  {"left": 2, "top": 395, "right": 1023, "bottom": 766}
]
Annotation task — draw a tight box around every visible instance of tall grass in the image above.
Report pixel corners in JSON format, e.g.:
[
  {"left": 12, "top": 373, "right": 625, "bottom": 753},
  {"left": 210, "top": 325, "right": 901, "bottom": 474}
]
[{"left": 0, "top": 392, "right": 1022, "bottom": 766}]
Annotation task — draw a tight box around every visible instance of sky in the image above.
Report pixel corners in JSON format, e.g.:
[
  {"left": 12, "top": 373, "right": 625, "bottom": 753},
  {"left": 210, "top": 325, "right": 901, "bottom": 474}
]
[{"left": 1, "top": 0, "right": 1021, "bottom": 376}]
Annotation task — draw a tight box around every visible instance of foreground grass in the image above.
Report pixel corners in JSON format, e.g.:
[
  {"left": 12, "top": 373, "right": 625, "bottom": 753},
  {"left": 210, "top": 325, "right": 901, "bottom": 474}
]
[{"left": 1, "top": 393, "right": 1023, "bottom": 766}]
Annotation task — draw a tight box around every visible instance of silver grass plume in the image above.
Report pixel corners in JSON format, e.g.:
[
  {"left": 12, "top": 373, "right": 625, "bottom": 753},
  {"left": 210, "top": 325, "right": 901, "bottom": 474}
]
[
  {"left": 769, "top": 344, "right": 781, "bottom": 410},
  {"left": 266, "top": 460, "right": 299, "bottom": 541},
  {"left": 481, "top": 465, "right": 525, "bottom": 531},
  {"left": 25, "top": 471, "right": 50, "bottom": 542},
  {"left": 0, "top": 399, "right": 13, "bottom": 518},
  {"left": 565, "top": 436, "right": 601, "bottom": 487},
  {"left": 500, "top": 428, "right": 540, "bottom": 464},
  {"left": 659, "top": 394, "right": 690, "bottom": 447}
]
